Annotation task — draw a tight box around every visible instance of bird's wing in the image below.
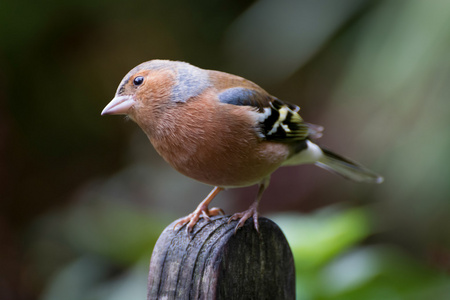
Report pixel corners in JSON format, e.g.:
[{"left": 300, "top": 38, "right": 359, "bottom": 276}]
[{"left": 217, "top": 86, "right": 314, "bottom": 142}]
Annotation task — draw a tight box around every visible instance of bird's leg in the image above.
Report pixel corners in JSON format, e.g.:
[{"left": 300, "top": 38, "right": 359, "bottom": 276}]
[
  {"left": 228, "top": 178, "right": 270, "bottom": 233},
  {"left": 174, "top": 186, "right": 224, "bottom": 233}
]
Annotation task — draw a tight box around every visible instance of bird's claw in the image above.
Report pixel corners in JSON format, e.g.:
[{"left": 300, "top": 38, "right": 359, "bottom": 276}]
[
  {"left": 210, "top": 207, "right": 225, "bottom": 215},
  {"left": 173, "top": 206, "right": 225, "bottom": 234},
  {"left": 228, "top": 205, "right": 259, "bottom": 234}
]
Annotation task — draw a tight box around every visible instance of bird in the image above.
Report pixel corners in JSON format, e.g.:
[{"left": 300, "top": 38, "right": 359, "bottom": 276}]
[{"left": 101, "top": 59, "right": 383, "bottom": 233}]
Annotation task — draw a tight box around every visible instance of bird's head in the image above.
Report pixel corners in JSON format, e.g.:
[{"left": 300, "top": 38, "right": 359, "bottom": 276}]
[{"left": 101, "top": 60, "right": 210, "bottom": 123}]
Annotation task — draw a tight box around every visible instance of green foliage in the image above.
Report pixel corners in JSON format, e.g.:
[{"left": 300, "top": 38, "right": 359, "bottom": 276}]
[
  {"left": 273, "top": 208, "right": 450, "bottom": 300},
  {"left": 31, "top": 199, "right": 171, "bottom": 300},
  {"left": 273, "top": 208, "right": 370, "bottom": 270}
]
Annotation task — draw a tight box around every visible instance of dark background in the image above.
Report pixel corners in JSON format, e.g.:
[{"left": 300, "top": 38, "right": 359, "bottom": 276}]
[{"left": 2, "top": 0, "right": 450, "bottom": 299}]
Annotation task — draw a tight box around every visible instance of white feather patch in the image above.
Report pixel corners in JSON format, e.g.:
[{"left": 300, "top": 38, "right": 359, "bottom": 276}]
[
  {"left": 282, "top": 140, "right": 324, "bottom": 166},
  {"left": 258, "top": 107, "right": 272, "bottom": 122}
]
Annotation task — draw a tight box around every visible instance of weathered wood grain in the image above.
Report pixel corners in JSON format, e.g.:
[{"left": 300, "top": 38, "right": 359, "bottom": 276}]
[{"left": 148, "top": 215, "right": 295, "bottom": 299}]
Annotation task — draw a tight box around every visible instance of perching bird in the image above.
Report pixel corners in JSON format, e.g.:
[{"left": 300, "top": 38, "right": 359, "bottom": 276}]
[{"left": 101, "top": 60, "right": 383, "bottom": 233}]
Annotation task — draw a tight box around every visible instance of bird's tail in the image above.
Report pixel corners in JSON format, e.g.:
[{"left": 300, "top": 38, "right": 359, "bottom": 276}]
[{"left": 316, "top": 148, "right": 383, "bottom": 184}]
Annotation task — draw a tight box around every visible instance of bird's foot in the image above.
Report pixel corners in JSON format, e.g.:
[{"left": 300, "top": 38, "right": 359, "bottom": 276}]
[
  {"left": 174, "top": 205, "right": 224, "bottom": 234},
  {"left": 228, "top": 202, "right": 259, "bottom": 233}
]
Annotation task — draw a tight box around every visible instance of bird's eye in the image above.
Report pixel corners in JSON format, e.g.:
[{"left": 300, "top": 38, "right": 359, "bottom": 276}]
[{"left": 133, "top": 76, "right": 144, "bottom": 86}]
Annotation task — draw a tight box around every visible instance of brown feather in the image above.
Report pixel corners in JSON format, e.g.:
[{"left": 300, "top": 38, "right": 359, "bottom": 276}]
[{"left": 132, "top": 82, "right": 289, "bottom": 187}]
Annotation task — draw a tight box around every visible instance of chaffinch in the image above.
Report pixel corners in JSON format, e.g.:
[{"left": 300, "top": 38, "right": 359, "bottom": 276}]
[{"left": 102, "top": 60, "right": 383, "bottom": 233}]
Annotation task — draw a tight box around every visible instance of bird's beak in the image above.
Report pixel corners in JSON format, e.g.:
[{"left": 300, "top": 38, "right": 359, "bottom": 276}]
[{"left": 101, "top": 95, "right": 135, "bottom": 115}]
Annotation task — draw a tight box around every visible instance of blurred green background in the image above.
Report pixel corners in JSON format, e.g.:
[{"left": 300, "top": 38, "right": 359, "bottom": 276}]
[{"left": 2, "top": 0, "right": 450, "bottom": 299}]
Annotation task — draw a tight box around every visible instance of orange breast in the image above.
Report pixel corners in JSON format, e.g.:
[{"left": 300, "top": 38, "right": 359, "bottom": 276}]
[{"left": 146, "top": 93, "right": 289, "bottom": 187}]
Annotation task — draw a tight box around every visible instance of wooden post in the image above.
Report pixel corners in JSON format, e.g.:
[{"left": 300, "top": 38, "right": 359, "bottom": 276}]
[{"left": 148, "top": 215, "right": 295, "bottom": 299}]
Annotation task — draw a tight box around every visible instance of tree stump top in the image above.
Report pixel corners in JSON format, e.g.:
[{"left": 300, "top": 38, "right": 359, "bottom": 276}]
[{"left": 148, "top": 215, "right": 295, "bottom": 300}]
